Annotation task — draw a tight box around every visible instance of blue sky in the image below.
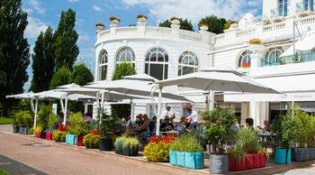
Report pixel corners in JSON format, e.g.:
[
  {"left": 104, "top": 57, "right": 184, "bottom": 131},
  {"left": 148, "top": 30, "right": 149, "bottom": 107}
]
[{"left": 21, "top": 0, "right": 262, "bottom": 90}]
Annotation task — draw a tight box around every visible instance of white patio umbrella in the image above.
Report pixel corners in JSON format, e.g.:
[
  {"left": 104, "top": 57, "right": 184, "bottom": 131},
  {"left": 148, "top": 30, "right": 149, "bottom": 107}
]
[
  {"left": 155, "top": 67, "right": 281, "bottom": 135},
  {"left": 6, "top": 92, "right": 39, "bottom": 132}
]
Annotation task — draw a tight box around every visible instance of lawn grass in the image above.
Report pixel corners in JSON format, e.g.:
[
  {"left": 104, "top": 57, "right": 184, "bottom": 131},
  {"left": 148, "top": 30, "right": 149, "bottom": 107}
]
[
  {"left": 0, "top": 168, "right": 12, "bottom": 175},
  {"left": 0, "top": 117, "right": 13, "bottom": 125}
]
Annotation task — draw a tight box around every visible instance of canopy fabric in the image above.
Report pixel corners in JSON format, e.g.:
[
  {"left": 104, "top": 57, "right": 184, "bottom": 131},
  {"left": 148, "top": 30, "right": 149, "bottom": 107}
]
[
  {"left": 122, "top": 73, "right": 158, "bottom": 82},
  {"left": 156, "top": 68, "right": 280, "bottom": 94},
  {"left": 85, "top": 79, "right": 191, "bottom": 102},
  {"left": 280, "top": 31, "right": 315, "bottom": 57}
]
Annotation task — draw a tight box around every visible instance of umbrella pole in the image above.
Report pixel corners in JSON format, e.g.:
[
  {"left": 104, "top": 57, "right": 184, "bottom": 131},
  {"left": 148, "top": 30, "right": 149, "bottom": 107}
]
[
  {"left": 208, "top": 90, "right": 214, "bottom": 111},
  {"left": 156, "top": 86, "right": 162, "bottom": 136},
  {"left": 64, "top": 96, "right": 68, "bottom": 125}
]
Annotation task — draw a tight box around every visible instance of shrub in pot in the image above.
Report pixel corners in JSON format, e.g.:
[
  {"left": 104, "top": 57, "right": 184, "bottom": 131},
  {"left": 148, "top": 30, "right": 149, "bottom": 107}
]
[
  {"left": 202, "top": 108, "right": 237, "bottom": 174},
  {"left": 98, "top": 113, "right": 122, "bottom": 151},
  {"left": 271, "top": 110, "right": 298, "bottom": 164},
  {"left": 114, "top": 135, "right": 140, "bottom": 156},
  {"left": 144, "top": 135, "right": 174, "bottom": 162},
  {"left": 52, "top": 130, "right": 67, "bottom": 142},
  {"left": 14, "top": 110, "right": 33, "bottom": 135},
  {"left": 83, "top": 132, "right": 100, "bottom": 149},
  {"left": 169, "top": 133, "right": 204, "bottom": 169},
  {"left": 67, "top": 112, "right": 90, "bottom": 146}
]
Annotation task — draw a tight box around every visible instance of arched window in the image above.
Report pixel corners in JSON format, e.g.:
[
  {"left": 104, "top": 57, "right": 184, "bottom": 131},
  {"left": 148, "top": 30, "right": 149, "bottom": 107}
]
[
  {"left": 145, "top": 47, "right": 168, "bottom": 80},
  {"left": 238, "top": 50, "right": 251, "bottom": 68},
  {"left": 262, "top": 47, "right": 283, "bottom": 66},
  {"left": 98, "top": 50, "right": 108, "bottom": 80},
  {"left": 115, "top": 46, "right": 135, "bottom": 67},
  {"left": 178, "top": 51, "right": 198, "bottom": 76}
]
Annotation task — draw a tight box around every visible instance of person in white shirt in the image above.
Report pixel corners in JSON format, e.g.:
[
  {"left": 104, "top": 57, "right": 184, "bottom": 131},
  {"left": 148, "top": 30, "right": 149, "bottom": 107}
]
[
  {"left": 160, "top": 106, "right": 175, "bottom": 123},
  {"left": 185, "top": 103, "right": 198, "bottom": 130}
]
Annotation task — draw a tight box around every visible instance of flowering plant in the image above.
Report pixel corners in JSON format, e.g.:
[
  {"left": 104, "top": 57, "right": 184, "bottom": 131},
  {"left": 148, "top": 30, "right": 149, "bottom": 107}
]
[
  {"left": 144, "top": 134, "right": 175, "bottom": 161},
  {"left": 249, "top": 38, "right": 263, "bottom": 45}
]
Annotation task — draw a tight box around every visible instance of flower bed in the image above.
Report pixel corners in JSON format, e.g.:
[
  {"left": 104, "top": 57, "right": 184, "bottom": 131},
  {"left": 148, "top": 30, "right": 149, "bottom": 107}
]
[{"left": 144, "top": 135, "right": 175, "bottom": 162}]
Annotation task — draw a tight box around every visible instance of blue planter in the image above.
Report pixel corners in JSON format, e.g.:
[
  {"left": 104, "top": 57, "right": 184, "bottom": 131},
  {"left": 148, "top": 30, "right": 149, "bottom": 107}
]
[
  {"left": 184, "top": 152, "right": 195, "bottom": 169},
  {"left": 275, "top": 148, "right": 291, "bottom": 164},
  {"left": 169, "top": 150, "right": 177, "bottom": 166},
  {"left": 66, "top": 134, "right": 77, "bottom": 145},
  {"left": 194, "top": 152, "right": 204, "bottom": 169},
  {"left": 176, "top": 152, "right": 185, "bottom": 167}
]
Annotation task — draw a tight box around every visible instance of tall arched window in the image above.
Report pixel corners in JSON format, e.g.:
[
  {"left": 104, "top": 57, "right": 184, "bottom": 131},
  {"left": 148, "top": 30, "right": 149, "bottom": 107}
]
[
  {"left": 115, "top": 46, "right": 135, "bottom": 67},
  {"left": 238, "top": 50, "right": 251, "bottom": 68},
  {"left": 262, "top": 47, "right": 283, "bottom": 66},
  {"left": 98, "top": 50, "right": 108, "bottom": 80},
  {"left": 178, "top": 51, "right": 198, "bottom": 76},
  {"left": 145, "top": 47, "right": 168, "bottom": 80}
]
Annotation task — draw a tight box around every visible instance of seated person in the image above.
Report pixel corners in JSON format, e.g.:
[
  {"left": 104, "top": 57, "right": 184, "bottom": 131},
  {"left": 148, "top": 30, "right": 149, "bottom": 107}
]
[
  {"left": 160, "top": 117, "right": 174, "bottom": 131},
  {"left": 83, "top": 113, "right": 93, "bottom": 123}
]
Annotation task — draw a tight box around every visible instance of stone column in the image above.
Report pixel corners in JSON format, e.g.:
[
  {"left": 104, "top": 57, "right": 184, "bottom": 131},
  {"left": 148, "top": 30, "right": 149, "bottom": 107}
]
[
  {"left": 248, "top": 43, "right": 265, "bottom": 76},
  {"left": 137, "top": 15, "right": 147, "bottom": 33}
]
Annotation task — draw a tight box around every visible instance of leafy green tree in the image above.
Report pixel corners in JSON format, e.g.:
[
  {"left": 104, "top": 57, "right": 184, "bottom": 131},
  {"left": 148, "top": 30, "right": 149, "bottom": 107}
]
[
  {"left": 198, "top": 15, "right": 226, "bottom": 34},
  {"left": 49, "top": 66, "right": 71, "bottom": 89},
  {"left": 0, "top": 0, "right": 30, "bottom": 116},
  {"left": 111, "top": 63, "right": 136, "bottom": 118},
  {"left": 71, "top": 63, "right": 94, "bottom": 85},
  {"left": 54, "top": 9, "right": 79, "bottom": 71},
  {"left": 30, "top": 27, "right": 55, "bottom": 92},
  {"left": 159, "top": 18, "right": 194, "bottom": 31},
  {"left": 69, "top": 63, "right": 94, "bottom": 112}
]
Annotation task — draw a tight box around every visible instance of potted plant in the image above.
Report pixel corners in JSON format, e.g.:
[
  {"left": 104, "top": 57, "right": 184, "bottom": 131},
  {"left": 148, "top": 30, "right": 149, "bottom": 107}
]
[
  {"left": 67, "top": 112, "right": 90, "bottom": 146},
  {"left": 169, "top": 133, "right": 204, "bottom": 169},
  {"left": 14, "top": 110, "right": 33, "bottom": 135},
  {"left": 291, "top": 107, "right": 315, "bottom": 161},
  {"left": 228, "top": 128, "right": 264, "bottom": 171},
  {"left": 37, "top": 105, "right": 52, "bottom": 139},
  {"left": 144, "top": 135, "right": 174, "bottom": 162},
  {"left": 98, "top": 113, "right": 121, "bottom": 151},
  {"left": 271, "top": 110, "right": 298, "bottom": 164},
  {"left": 114, "top": 135, "right": 140, "bottom": 156},
  {"left": 202, "top": 108, "right": 237, "bottom": 174},
  {"left": 83, "top": 129, "right": 100, "bottom": 149},
  {"left": 46, "top": 112, "right": 58, "bottom": 140}
]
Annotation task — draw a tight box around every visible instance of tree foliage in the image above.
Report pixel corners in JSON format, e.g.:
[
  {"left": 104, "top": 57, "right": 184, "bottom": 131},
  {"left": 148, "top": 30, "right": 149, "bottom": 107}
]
[
  {"left": 71, "top": 63, "right": 94, "bottom": 85},
  {"left": 54, "top": 8, "right": 79, "bottom": 71},
  {"left": 198, "top": 15, "right": 226, "bottom": 34},
  {"left": 30, "top": 27, "right": 55, "bottom": 92},
  {"left": 159, "top": 18, "right": 194, "bottom": 31},
  {"left": 111, "top": 63, "right": 136, "bottom": 118},
  {"left": 0, "top": 0, "right": 30, "bottom": 115},
  {"left": 49, "top": 66, "right": 71, "bottom": 89}
]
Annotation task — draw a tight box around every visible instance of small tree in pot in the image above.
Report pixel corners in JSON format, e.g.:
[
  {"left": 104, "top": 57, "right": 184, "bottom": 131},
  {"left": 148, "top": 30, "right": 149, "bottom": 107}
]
[
  {"left": 271, "top": 111, "right": 298, "bottom": 164},
  {"left": 202, "top": 108, "right": 237, "bottom": 174}
]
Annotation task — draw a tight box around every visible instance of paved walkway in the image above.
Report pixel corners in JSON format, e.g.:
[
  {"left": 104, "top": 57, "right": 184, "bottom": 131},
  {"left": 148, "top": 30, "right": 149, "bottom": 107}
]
[{"left": 1, "top": 125, "right": 315, "bottom": 175}]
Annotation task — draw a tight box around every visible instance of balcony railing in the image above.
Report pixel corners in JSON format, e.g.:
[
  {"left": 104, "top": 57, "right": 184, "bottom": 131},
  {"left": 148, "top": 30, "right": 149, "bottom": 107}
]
[{"left": 260, "top": 51, "right": 315, "bottom": 67}]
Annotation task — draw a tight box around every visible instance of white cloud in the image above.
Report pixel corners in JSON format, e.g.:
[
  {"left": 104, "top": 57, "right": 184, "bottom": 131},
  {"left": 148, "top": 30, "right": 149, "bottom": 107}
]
[
  {"left": 25, "top": 17, "right": 48, "bottom": 40},
  {"left": 92, "top": 5, "right": 102, "bottom": 12},
  {"left": 28, "top": 0, "right": 45, "bottom": 15},
  {"left": 67, "top": 0, "right": 79, "bottom": 2},
  {"left": 121, "top": 0, "right": 262, "bottom": 24}
]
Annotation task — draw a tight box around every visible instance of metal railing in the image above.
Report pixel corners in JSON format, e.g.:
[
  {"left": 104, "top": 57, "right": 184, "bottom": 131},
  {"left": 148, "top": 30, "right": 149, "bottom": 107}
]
[{"left": 260, "top": 51, "right": 315, "bottom": 66}]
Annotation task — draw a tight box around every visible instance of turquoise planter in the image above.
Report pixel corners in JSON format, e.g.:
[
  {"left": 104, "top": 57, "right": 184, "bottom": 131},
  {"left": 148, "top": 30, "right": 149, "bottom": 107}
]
[
  {"left": 194, "top": 152, "right": 204, "bottom": 169},
  {"left": 275, "top": 148, "right": 291, "bottom": 164},
  {"left": 176, "top": 152, "right": 185, "bottom": 167},
  {"left": 184, "top": 152, "right": 195, "bottom": 169},
  {"left": 169, "top": 150, "right": 177, "bottom": 166},
  {"left": 66, "top": 134, "right": 77, "bottom": 145}
]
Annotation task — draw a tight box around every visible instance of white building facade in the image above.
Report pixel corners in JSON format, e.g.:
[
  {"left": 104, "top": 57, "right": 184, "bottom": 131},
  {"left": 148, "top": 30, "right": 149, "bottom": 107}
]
[{"left": 94, "top": 0, "right": 315, "bottom": 126}]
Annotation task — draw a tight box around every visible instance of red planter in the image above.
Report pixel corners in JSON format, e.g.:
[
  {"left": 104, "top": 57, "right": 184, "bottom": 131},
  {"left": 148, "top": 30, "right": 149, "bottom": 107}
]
[
  {"left": 258, "top": 153, "right": 266, "bottom": 168},
  {"left": 229, "top": 153, "right": 265, "bottom": 171},
  {"left": 76, "top": 135, "right": 84, "bottom": 146},
  {"left": 45, "top": 131, "right": 52, "bottom": 140},
  {"left": 245, "top": 154, "right": 253, "bottom": 169},
  {"left": 35, "top": 131, "right": 41, "bottom": 138},
  {"left": 228, "top": 156, "right": 245, "bottom": 171}
]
